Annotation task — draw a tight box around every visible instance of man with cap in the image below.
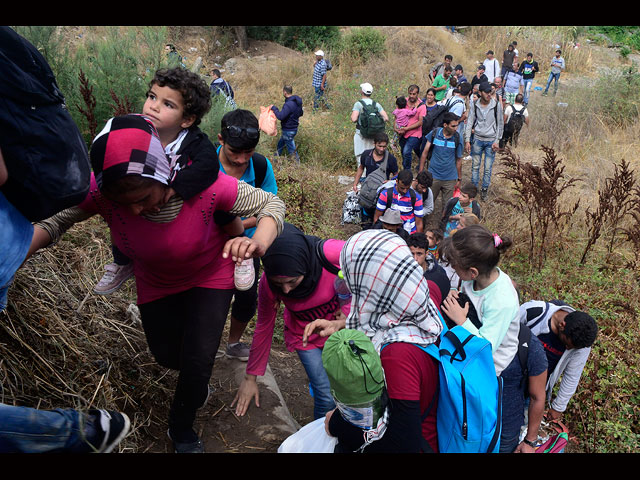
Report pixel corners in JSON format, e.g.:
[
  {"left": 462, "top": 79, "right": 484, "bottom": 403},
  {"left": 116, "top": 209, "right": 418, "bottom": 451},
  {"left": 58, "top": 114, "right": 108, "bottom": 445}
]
[
  {"left": 312, "top": 50, "right": 330, "bottom": 111},
  {"left": 464, "top": 81, "right": 504, "bottom": 201},
  {"left": 351, "top": 82, "right": 389, "bottom": 170}
]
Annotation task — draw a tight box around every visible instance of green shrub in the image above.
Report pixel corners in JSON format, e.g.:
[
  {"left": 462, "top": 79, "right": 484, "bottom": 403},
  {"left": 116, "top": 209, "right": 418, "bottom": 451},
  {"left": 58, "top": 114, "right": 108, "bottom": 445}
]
[
  {"left": 595, "top": 65, "right": 640, "bottom": 127},
  {"left": 339, "top": 27, "right": 386, "bottom": 62},
  {"left": 280, "top": 26, "right": 341, "bottom": 52}
]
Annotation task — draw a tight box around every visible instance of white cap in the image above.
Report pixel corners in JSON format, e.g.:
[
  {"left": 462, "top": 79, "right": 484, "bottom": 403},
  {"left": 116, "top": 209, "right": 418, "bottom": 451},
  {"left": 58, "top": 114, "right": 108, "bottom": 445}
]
[
  {"left": 360, "top": 82, "right": 373, "bottom": 95},
  {"left": 315, "top": 50, "right": 324, "bottom": 57}
]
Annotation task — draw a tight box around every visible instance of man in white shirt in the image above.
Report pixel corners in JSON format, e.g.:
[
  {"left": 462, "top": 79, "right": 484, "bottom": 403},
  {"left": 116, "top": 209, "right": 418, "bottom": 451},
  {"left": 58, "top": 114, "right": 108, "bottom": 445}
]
[{"left": 483, "top": 50, "right": 501, "bottom": 83}]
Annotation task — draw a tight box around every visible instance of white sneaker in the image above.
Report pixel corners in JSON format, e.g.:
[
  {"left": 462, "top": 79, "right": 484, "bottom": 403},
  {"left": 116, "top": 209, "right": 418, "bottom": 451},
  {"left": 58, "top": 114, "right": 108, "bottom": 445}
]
[
  {"left": 234, "top": 258, "right": 255, "bottom": 291},
  {"left": 94, "top": 262, "right": 134, "bottom": 295}
]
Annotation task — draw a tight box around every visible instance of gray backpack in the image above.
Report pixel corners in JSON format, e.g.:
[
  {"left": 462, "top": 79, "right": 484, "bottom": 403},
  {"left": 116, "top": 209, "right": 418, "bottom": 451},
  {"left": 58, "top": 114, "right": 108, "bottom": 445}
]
[{"left": 358, "top": 151, "right": 389, "bottom": 209}]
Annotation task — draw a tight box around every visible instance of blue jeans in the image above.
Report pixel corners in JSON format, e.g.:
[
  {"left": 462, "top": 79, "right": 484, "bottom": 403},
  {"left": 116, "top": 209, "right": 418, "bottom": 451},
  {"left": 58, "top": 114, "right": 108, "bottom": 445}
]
[
  {"left": 277, "top": 129, "right": 300, "bottom": 162},
  {"left": 471, "top": 139, "right": 496, "bottom": 190},
  {"left": 544, "top": 72, "right": 561, "bottom": 94},
  {"left": 401, "top": 136, "right": 422, "bottom": 171},
  {"left": 313, "top": 86, "right": 330, "bottom": 110},
  {"left": 523, "top": 79, "right": 533, "bottom": 104},
  {"left": 0, "top": 404, "right": 95, "bottom": 453},
  {"left": 296, "top": 348, "right": 335, "bottom": 420}
]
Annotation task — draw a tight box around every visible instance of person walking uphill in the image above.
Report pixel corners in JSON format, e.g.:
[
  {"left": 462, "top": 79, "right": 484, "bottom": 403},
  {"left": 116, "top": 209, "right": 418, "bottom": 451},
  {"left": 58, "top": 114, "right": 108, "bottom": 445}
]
[
  {"left": 351, "top": 82, "right": 388, "bottom": 169},
  {"left": 216, "top": 109, "right": 280, "bottom": 361},
  {"left": 464, "top": 82, "right": 503, "bottom": 201},
  {"left": 30, "top": 114, "right": 286, "bottom": 454},
  {"left": 518, "top": 53, "right": 539, "bottom": 105},
  {"left": 543, "top": 50, "right": 565, "bottom": 97},
  {"left": 303, "top": 228, "right": 444, "bottom": 453},
  {"left": 312, "top": 50, "right": 330, "bottom": 111},
  {"left": 232, "top": 223, "right": 351, "bottom": 421},
  {"left": 271, "top": 85, "right": 303, "bottom": 163}
]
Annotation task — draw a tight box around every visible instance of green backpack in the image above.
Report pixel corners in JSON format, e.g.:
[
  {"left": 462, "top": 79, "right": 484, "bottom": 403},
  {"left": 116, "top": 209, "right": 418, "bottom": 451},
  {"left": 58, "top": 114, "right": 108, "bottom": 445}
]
[{"left": 357, "top": 99, "right": 385, "bottom": 139}]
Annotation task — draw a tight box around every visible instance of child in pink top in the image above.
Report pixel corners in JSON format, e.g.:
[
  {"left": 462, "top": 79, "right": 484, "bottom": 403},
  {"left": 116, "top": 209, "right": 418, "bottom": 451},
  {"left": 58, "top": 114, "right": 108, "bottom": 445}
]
[{"left": 232, "top": 223, "right": 350, "bottom": 420}]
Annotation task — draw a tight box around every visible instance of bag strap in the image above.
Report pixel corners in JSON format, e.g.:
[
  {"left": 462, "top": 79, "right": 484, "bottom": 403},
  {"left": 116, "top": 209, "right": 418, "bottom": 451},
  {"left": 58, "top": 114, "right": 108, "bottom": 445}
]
[
  {"left": 528, "top": 301, "right": 551, "bottom": 329},
  {"left": 517, "top": 324, "right": 532, "bottom": 391},
  {"left": 252, "top": 152, "right": 268, "bottom": 188},
  {"left": 315, "top": 239, "right": 340, "bottom": 275}
]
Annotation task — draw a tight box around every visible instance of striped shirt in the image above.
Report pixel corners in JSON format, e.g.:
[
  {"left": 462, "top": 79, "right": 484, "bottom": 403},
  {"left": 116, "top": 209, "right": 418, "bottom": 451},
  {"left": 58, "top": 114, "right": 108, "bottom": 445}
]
[
  {"left": 312, "top": 59, "right": 327, "bottom": 87},
  {"left": 376, "top": 186, "right": 424, "bottom": 234}
]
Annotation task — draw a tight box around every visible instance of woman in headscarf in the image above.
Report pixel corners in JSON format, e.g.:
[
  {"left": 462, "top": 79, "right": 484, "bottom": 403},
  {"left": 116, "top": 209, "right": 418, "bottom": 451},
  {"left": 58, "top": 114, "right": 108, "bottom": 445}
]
[
  {"left": 303, "top": 228, "right": 443, "bottom": 452},
  {"left": 232, "top": 223, "right": 350, "bottom": 420},
  {"left": 29, "top": 114, "right": 285, "bottom": 453}
]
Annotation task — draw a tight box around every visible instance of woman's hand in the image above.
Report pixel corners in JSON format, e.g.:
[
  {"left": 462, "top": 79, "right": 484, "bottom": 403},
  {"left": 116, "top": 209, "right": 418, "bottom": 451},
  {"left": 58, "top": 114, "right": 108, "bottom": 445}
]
[
  {"left": 441, "top": 290, "right": 469, "bottom": 326},
  {"left": 302, "top": 317, "right": 345, "bottom": 347},
  {"left": 223, "top": 236, "right": 266, "bottom": 265},
  {"left": 231, "top": 374, "right": 260, "bottom": 416}
]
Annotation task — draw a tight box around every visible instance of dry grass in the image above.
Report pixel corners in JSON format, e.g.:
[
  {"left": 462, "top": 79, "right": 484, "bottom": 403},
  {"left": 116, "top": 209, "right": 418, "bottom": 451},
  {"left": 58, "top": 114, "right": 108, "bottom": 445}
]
[
  {"left": 0, "top": 218, "right": 172, "bottom": 452},
  {"left": 3, "top": 26, "right": 640, "bottom": 453}
]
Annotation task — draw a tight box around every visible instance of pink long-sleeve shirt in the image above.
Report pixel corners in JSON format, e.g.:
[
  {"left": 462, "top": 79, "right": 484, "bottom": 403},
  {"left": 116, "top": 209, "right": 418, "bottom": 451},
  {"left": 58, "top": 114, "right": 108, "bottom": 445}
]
[
  {"left": 246, "top": 239, "right": 350, "bottom": 377},
  {"left": 78, "top": 173, "right": 238, "bottom": 305}
]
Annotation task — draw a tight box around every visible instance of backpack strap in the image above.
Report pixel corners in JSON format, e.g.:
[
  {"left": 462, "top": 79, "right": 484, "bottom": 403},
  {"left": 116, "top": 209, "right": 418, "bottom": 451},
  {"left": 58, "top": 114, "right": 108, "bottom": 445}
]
[
  {"left": 251, "top": 152, "right": 268, "bottom": 188},
  {"left": 517, "top": 325, "right": 532, "bottom": 391},
  {"left": 315, "top": 239, "right": 340, "bottom": 275},
  {"left": 527, "top": 301, "right": 551, "bottom": 329}
]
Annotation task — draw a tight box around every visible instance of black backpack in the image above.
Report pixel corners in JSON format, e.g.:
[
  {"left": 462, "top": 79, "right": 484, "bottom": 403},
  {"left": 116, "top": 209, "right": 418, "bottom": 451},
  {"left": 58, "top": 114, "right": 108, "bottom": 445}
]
[
  {"left": 421, "top": 97, "right": 464, "bottom": 137},
  {"left": 421, "top": 104, "right": 446, "bottom": 137},
  {"left": 0, "top": 27, "right": 91, "bottom": 222},
  {"left": 504, "top": 104, "right": 526, "bottom": 134}
]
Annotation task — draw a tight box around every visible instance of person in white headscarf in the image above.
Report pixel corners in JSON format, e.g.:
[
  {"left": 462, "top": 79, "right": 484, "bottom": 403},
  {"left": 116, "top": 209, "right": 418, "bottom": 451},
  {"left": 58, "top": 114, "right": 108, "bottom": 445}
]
[{"left": 303, "top": 229, "right": 443, "bottom": 452}]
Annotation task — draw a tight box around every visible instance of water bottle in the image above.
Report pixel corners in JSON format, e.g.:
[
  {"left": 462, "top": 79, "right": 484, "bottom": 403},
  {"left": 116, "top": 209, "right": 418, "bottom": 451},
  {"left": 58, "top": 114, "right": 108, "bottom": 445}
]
[{"left": 334, "top": 271, "right": 351, "bottom": 307}]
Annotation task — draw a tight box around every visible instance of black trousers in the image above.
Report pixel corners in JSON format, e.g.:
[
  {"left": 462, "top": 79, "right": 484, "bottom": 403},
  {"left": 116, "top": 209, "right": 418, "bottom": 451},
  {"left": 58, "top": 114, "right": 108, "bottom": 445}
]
[{"left": 139, "top": 287, "right": 233, "bottom": 437}]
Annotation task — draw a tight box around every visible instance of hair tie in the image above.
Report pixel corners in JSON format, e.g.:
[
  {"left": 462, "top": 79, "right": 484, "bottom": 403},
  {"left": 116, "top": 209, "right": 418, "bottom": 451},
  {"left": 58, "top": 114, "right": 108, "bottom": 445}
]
[{"left": 493, "top": 233, "right": 503, "bottom": 248}]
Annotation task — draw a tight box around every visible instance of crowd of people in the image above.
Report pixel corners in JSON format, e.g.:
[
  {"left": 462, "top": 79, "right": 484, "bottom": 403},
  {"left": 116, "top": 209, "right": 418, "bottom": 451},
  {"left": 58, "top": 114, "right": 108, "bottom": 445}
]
[{"left": 0, "top": 27, "right": 597, "bottom": 454}]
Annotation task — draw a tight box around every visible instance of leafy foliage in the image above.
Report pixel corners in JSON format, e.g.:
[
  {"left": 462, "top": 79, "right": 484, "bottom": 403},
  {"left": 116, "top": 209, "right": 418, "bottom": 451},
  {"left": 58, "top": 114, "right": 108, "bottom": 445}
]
[{"left": 496, "top": 146, "right": 580, "bottom": 271}]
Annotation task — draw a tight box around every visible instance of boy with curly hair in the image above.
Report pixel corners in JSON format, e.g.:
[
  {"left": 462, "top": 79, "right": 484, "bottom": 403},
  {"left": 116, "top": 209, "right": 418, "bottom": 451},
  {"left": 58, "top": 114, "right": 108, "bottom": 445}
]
[
  {"left": 519, "top": 299, "right": 598, "bottom": 421},
  {"left": 95, "top": 67, "right": 242, "bottom": 295}
]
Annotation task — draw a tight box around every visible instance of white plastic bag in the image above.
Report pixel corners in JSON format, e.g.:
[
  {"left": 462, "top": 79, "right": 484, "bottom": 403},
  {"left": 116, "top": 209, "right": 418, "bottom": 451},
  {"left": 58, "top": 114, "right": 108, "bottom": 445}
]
[
  {"left": 342, "top": 190, "right": 361, "bottom": 225},
  {"left": 278, "top": 417, "right": 338, "bottom": 453}
]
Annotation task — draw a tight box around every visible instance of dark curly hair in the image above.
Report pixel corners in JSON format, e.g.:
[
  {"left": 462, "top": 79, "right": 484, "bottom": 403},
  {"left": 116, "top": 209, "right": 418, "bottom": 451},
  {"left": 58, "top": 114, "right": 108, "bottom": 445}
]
[
  {"left": 564, "top": 311, "right": 598, "bottom": 349},
  {"left": 148, "top": 67, "right": 211, "bottom": 126}
]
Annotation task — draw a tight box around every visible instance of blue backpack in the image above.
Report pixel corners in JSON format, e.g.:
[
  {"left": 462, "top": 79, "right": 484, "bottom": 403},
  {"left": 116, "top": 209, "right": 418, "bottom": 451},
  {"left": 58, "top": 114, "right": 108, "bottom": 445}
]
[{"left": 413, "top": 323, "right": 503, "bottom": 453}]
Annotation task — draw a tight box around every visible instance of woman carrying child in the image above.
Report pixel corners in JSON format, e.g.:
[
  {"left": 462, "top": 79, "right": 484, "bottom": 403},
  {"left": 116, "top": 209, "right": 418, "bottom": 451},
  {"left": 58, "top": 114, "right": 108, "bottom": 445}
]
[{"left": 30, "top": 114, "right": 285, "bottom": 453}]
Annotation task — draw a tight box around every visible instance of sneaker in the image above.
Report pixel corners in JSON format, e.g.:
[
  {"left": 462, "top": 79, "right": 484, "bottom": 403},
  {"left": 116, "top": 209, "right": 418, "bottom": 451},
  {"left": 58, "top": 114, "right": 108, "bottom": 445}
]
[
  {"left": 167, "top": 429, "right": 204, "bottom": 453},
  {"left": 234, "top": 258, "right": 255, "bottom": 291},
  {"left": 226, "top": 342, "right": 250, "bottom": 361},
  {"left": 94, "top": 262, "right": 134, "bottom": 295},
  {"left": 87, "top": 409, "right": 131, "bottom": 453},
  {"left": 481, "top": 188, "right": 488, "bottom": 201}
]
